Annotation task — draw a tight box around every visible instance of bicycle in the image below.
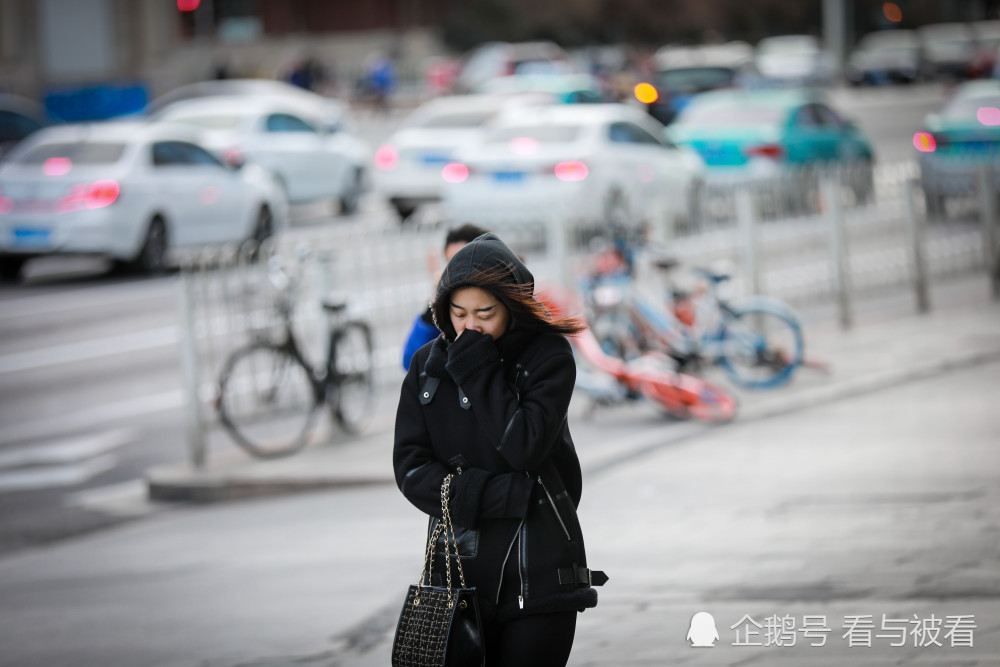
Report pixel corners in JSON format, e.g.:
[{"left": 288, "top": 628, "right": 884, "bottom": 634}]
[
  {"left": 215, "top": 252, "right": 375, "bottom": 458},
  {"left": 538, "top": 287, "right": 737, "bottom": 423},
  {"left": 581, "top": 232, "right": 805, "bottom": 391}
]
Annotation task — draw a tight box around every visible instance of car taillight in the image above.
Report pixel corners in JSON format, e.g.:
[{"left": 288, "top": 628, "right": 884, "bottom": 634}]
[
  {"left": 87, "top": 180, "right": 120, "bottom": 208},
  {"left": 913, "top": 132, "right": 937, "bottom": 153},
  {"left": 55, "top": 180, "right": 120, "bottom": 213},
  {"left": 744, "top": 144, "right": 785, "bottom": 160},
  {"left": 554, "top": 160, "right": 588, "bottom": 182},
  {"left": 375, "top": 145, "right": 398, "bottom": 170},
  {"left": 441, "top": 162, "right": 469, "bottom": 184}
]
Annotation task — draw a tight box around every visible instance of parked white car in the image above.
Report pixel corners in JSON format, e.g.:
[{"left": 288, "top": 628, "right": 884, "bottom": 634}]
[
  {"left": 372, "top": 93, "right": 551, "bottom": 220},
  {"left": 755, "top": 34, "right": 836, "bottom": 87},
  {"left": 152, "top": 96, "right": 368, "bottom": 213},
  {"left": 441, "top": 104, "right": 705, "bottom": 234},
  {"left": 0, "top": 121, "right": 287, "bottom": 281},
  {"left": 146, "top": 78, "right": 353, "bottom": 131}
]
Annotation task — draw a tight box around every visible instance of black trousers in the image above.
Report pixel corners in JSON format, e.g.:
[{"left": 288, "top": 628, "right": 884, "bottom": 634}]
[{"left": 482, "top": 610, "right": 577, "bottom": 667}]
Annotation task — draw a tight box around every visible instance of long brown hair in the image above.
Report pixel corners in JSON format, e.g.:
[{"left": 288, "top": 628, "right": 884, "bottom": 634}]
[{"left": 431, "top": 265, "right": 585, "bottom": 342}]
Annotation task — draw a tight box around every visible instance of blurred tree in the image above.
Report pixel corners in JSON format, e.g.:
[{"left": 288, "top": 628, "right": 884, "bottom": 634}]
[{"left": 442, "top": 0, "right": 528, "bottom": 51}]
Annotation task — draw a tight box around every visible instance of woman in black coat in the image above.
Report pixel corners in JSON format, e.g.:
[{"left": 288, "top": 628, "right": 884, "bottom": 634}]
[{"left": 394, "top": 233, "right": 606, "bottom": 667}]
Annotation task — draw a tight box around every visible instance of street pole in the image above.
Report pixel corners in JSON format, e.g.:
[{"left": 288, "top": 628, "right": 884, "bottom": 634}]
[
  {"left": 735, "top": 186, "right": 760, "bottom": 298},
  {"left": 823, "top": 0, "right": 847, "bottom": 85},
  {"left": 823, "top": 174, "right": 853, "bottom": 329},
  {"left": 177, "top": 267, "right": 206, "bottom": 468},
  {"left": 979, "top": 165, "right": 1000, "bottom": 301},
  {"left": 904, "top": 179, "right": 931, "bottom": 313}
]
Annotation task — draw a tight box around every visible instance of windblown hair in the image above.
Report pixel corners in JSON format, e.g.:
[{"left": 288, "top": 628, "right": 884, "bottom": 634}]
[{"left": 431, "top": 264, "right": 585, "bottom": 342}]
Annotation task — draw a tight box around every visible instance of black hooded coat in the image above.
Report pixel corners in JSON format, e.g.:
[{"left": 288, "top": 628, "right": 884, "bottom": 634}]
[{"left": 393, "top": 233, "right": 606, "bottom": 622}]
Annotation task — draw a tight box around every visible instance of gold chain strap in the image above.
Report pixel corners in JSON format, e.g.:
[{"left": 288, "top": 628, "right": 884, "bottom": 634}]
[{"left": 413, "top": 473, "right": 467, "bottom": 608}]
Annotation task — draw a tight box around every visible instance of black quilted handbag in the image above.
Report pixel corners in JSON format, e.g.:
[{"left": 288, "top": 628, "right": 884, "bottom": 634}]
[{"left": 391, "top": 473, "right": 485, "bottom": 667}]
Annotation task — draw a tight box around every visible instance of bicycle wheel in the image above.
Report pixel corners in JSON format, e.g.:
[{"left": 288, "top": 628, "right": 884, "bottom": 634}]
[
  {"left": 328, "top": 321, "right": 375, "bottom": 434},
  {"left": 217, "top": 343, "right": 321, "bottom": 458},
  {"left": 717, "top": 305, "right": 804, "bottom": 390}
]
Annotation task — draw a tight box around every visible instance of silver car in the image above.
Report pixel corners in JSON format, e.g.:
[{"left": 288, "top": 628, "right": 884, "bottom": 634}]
[{"left": 0, "top": 121, "right": 287, "bottom": 281}]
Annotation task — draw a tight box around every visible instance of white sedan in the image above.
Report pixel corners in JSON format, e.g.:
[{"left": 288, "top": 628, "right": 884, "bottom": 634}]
[
  {"left": 153, "top": 96, "right": 369, "bottom": 213},
  {"left": 371, "top": 93, "right": 551, "bottom": 220},
  {"left": 0, "top": 121, "right": 287, "bottom": 281},
  {"left": 441, "top": 104, "right": 705, "bottom": 236}
]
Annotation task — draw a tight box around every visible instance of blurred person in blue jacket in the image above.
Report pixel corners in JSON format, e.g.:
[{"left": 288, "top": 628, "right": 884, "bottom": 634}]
[{"left": 402, "top": 223, "right": 488, "bottom": 370}]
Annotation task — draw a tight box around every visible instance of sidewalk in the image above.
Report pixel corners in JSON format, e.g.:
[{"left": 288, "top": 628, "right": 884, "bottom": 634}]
[
  {"left": 147, "top": 274, "right": 1000, "bottom": 504},
  {"left": 1, "top": 274, "right": 997, "bottom": 666}
]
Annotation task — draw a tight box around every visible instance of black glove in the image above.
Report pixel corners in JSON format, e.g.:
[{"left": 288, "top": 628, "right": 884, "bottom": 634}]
[{"left": 445, "top": 329, "right": 500, "bottom": 385}]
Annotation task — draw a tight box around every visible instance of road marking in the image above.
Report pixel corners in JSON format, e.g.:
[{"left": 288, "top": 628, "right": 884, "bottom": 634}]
[
  {"left": 0, "top": 429, "right": 136, "bottom": 470},
  {"left": 0, "top": 325, "right": 179, "bottom": 375},
  {"left": 0, "top": 454, "right": 118, "bottom": 493},
  {"left": 1, "top": 390, "right": 185, "bottom": 442},
  {"left": 0, "top": 281, "right": 173, "bottom": 322}
]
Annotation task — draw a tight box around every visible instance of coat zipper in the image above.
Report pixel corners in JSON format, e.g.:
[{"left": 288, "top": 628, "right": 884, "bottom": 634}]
[
  {"left": 518, "top": 520, "right": 526, "bottom": 609},
  {"left": 497, "top": 519, "right": 523, "bottom": 605},
  {"left": 537, "top": 475, "right": 572, "bottom": 541}
]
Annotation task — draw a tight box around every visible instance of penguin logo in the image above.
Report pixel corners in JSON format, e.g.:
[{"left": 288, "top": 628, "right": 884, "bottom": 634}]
[{"left": 686, "top": 611, "right": 720, "bottom": 647}]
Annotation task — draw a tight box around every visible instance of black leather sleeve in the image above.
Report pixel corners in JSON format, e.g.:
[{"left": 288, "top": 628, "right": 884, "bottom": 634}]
[
  {"left": 394, "top": 355, "right": 537, "bottom": 527},
  {"left": 458, "top": 335, "right": 576, "bottom": 472},
  {"left": 393, "top": 360, "right": 450, "bottom": 519}
]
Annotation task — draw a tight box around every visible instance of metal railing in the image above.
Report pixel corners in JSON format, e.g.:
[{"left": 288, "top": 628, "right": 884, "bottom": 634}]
[{"left": 175, "top": 158, "right": 999, "bottom": 465}]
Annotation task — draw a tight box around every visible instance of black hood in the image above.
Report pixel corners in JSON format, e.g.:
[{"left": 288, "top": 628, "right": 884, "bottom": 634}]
[{"left": 430, "top": 233, "right": 533, "bottom": 341}]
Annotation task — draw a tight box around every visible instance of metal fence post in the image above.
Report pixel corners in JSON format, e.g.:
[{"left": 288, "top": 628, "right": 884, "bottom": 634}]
[
  {"left": 904, "top": 179, "right": 931, "bottom": 313},
  {"left": 547, "top": 214, "right": 572, "bottom": 289},
  {"left": 823, "top": 173, "right": 853, "bottom": 329},
  {"left": 978, "top": 165, "right": 1000, "bottom": 300},
  {"left": 735, "top": 185, "right": 760, "bottom": 296},
  {"left": 177, "top": 268, "right": 206, "bottom": 468}
]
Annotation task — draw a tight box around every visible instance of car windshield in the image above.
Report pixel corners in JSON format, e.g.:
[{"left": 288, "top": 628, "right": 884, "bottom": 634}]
[
  {"left": 486, "top": 125, "right": 581, "bottom": 143},
  {"left": 656, "top": 67, "right": 736, "bottom": 93},
  {"left": 411, "top": 110, "right": 496, "bottom": 129},
  {"left": 15, "top": 141, "right": 126, "bottom": 165},
  {"left": 759, "top": 38, "right": 818, "bottom": 56},
  {"left": 942, "top": 95, "right": 1000, "bottom": 119},
  {"left": 159, "top": 113, "right": 245, "bottom": 130},
  {"left": 674, "top": 103, "right": 786, "bottom": 127}
]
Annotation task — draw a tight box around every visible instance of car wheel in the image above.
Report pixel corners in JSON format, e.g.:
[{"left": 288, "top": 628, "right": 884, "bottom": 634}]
[
  {"left": 394, "top": 202, "right": 417, "bottom": 222},
  {"left": 339, "top": 167, "right": 364, "bottom": 215},
  {"left": 252, "top": 205, "right": 273, "bottom": 243},
  {"left": 0, "top": 257, "right": 25, "bottom": 283},
  {"left": 135, "top": 217, "right": 169, "bottom": 275},
  {"left": 925, "top": 191, "right": 946, "bottom": 219}
]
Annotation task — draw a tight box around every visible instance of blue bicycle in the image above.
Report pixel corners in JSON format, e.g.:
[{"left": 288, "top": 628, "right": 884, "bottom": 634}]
[{"left": 582, "top": 247, "right": 805, "bottom": 391}]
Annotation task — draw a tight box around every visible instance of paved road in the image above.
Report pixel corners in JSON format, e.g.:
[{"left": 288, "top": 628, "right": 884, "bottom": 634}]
[{"left": 0, "top": 328, "right": 996, "bottom": 665}]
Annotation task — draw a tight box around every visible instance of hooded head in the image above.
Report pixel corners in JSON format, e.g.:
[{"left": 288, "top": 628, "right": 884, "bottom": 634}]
[{"left": 430, "top": 233, "right": 533, "bottom": 342}]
